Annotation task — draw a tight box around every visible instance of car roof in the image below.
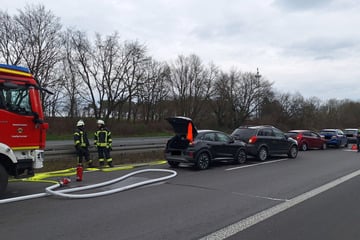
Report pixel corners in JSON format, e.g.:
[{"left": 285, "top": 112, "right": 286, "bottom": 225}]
[
  {"left": 288, "top": 130, "right": 311, "bottom": 133},
  {"left": 344, "top": 128, "right": 358, "bottom": 131},
  {"left": 237, "top": 125, "right": 275, "bottom": 129},
  {"left": 198, "top": 130, "right": 214, "bottom": 133},
  {"left": 198, "top": 130, "right": 225, "bottom": 134}
]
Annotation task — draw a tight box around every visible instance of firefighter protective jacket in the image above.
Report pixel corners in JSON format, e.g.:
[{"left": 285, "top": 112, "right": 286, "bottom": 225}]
[
  {"left": 94, "top": 127, "right": 112, "bottom": 147},
  {"left": 74, "top": 128, "right": 90, "bottom": 148}
]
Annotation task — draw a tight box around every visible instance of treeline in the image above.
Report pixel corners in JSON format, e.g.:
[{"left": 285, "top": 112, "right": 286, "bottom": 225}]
[{"left": 1, "top": 4, "right": 359, "bottom": 132}]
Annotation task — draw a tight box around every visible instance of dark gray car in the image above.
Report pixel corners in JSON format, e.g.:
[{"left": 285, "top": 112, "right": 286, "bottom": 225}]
[
  {"left": 344, "top": 128, "right": 358, "bottom": 144},
  {"left": 231, "top": 125, "right": 298, "bottom": 161},
  {"left": 164, "top": 116, "right": 247, "bottom": 170}
]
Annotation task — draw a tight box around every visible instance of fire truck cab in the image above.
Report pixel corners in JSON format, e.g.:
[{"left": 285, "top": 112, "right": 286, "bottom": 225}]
[{"left": 0, "top": 64, "right": 48, "bottom": 195}]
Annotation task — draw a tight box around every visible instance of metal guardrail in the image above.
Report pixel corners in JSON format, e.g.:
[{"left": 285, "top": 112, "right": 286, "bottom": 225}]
[{"left": 44, "top": 137, "right": 168, "bottom": 159}]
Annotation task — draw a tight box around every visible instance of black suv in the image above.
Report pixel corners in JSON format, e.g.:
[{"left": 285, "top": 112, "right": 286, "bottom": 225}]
[
  {"left": 165, "top": 116, "right": 247, "bottom": 170},
  {"left": 231, "top": 125, "right": 298, "bottom": 161}
]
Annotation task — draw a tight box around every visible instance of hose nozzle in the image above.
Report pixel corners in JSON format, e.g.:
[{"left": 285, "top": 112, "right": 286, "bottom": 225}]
[{"left": 59, "top": 177, "right": 71, "bottom": 186}]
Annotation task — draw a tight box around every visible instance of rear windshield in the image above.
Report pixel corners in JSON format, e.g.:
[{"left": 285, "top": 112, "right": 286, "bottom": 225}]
[
  {"left": 286, "top": 132, "right": 298, "bottom": 137},
  {"left": 231, "top": 128, "right": 256, "bottom": 140},
  {"left": 344, "top": 129, "right": 357, "bottom": 134},
  {"left": 319, "top": 131, "right": 336, "bottom": 135}
]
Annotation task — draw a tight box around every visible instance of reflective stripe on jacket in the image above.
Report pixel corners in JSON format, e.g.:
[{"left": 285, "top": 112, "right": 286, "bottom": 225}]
[
  {"left": 74, "top": 129, "right": 90, "bottom": 147},
  {"left": 94, "top": 128, "right": 112, "bottom": 147}
]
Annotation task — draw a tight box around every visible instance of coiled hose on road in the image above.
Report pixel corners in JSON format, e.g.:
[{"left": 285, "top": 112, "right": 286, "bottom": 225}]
[{"left": 0, "top": 169, "right": 177, "bottom": 204}]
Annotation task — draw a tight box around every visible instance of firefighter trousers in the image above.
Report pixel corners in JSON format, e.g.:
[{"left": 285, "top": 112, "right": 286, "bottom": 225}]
[
  {"left": 97, "top": 146, "right": 112, "bottom": 165},
  {"left": 76, "top": 147, "right": 92, "bottom": 165}
]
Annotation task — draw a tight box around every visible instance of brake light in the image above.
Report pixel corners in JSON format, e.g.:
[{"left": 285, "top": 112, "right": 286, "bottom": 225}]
[{"left": 249, "top": 136, "right": 257, "bottom": 144}]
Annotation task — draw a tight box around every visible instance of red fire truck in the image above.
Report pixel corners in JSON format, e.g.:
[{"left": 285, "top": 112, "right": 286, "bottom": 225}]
[{"left": 0, "top": 64, "right": 48, "bottom": 195}]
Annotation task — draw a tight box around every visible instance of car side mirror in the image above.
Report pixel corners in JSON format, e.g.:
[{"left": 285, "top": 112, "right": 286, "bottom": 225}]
[{"left": 33, "top": 112, "right": 44, "bottom": 124}]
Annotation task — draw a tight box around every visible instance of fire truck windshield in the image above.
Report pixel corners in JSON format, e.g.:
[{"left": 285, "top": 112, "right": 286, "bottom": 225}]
[{"left": 0, "top": 83, "right": 32, "bottom": 115}]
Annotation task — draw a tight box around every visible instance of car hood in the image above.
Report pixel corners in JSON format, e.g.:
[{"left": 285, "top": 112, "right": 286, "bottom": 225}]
[{"left": 166, "top": 116, "right": 198, "bottom": 138}]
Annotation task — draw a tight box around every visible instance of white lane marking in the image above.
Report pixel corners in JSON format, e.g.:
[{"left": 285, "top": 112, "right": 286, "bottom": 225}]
[
  {"left": 231, "top": 191, "right": 288, "bottom": 202},
  {"left": 200, "top": 168, "right": 360, "bottom": 240},
  {"left": 225, "top": 158, "right": 289, "bottom": 171}
]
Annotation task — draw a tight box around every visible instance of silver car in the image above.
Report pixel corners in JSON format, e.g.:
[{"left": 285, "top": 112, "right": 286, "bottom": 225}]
[{"left": 344, "top": 128, "right": 358, "bottom": 144}]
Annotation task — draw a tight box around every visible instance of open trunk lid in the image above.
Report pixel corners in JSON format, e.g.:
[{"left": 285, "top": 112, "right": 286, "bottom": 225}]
[{"left": 166, "top": 116, "right": 198, "bottom": 138}]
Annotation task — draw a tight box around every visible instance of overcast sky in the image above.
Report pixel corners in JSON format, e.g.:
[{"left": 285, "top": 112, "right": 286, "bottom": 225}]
[{"left": 3, "top": 0, "right": 360, "bottom": 101}]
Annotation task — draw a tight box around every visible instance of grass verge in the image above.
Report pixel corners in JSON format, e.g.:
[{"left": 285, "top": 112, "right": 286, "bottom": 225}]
[{"left": 38, "top": 150, "right": 165, "bottom": 173}]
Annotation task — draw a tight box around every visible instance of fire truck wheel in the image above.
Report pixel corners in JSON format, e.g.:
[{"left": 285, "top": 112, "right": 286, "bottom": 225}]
[{"left": 0, "top": 164, "right": 8, "bottom": 196}]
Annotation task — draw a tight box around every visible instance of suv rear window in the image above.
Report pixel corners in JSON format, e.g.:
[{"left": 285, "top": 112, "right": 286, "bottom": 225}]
[
  {"left": 286, "top": 132, "right": 298, "bottom": 138},
  {"left": 320, "top": 130, "right": 336, "bottom": 135},
  {"left": 344, "top": 129, "right": 357, "bottom": 134},
  {"left": 231, "top": 128, "right": 256, "bottom": 140}
]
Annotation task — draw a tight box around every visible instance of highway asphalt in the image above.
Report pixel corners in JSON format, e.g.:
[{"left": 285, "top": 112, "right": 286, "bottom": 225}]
[{"left": 1, "top": 147, "right": 360, "bottom": 240}]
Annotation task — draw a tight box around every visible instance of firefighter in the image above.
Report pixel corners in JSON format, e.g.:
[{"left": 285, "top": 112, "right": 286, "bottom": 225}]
[
  {"left": 94, "top": 119, "right": 113, "bottom": 167},
  {"left": 74, "top": 120, "right": 93, "bottom": 167}
]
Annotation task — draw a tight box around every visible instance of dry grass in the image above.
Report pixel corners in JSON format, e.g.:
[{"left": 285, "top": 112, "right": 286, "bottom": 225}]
[{"left": 38, "top": 150, "right": 165, "bottom": 172}]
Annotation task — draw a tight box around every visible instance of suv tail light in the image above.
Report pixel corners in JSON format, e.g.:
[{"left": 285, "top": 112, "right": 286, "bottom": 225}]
[
  {"left": 249, "top": 136, "right": 257, "bottom": 144},
  {"left": 189, "top": 139, "right": 198, "bottom": 146}
]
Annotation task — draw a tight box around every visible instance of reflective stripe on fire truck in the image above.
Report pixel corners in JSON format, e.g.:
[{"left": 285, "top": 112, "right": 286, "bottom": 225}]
[
  {"left": 12, "top": 146, "right": 40, "bottom": 150},
  {"left": 0, "top": 68, "right": 32, "bottom": 77}
]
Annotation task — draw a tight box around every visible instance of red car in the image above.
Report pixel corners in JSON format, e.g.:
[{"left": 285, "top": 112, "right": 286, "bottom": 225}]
[{"left": 286, "top": 130, "right": 327, "bottom": 151}]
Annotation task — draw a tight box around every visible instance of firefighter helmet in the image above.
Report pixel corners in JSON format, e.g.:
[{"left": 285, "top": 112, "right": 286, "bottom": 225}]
[
  {"left": 97, "top": 119, "right": 105, "bottom": 125},
  {"left": 76, "top": 120, "right": 85, "bottom": 127}
]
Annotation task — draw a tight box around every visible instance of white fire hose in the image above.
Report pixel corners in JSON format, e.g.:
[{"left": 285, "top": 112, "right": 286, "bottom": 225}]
[{"left": 0, "top": 169, "right": 177, "bottom": 204}]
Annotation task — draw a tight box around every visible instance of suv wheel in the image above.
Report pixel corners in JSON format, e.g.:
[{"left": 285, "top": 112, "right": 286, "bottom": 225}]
[
  {"left": 301, "top": 143, "right": 308, "bottom": 151},
  {"left": 288, "top": 145, "right": 298, "bottom": 158},
  {"left": 234, "top": 149, "right": 246, "bottom": 164},
  {"left": 196, "top": 152, "right": 210, "bottom": 170},
  {"left": 257, "top": 147, "right": 268, "bottom": 161},
  {"left": 168, "top": 161, "right": 180, "bottom": 168}
]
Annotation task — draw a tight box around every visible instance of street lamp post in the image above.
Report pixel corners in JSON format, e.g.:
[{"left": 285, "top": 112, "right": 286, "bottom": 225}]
[{"left": 255, "top": 68, "right": 261, "bottom": 119}]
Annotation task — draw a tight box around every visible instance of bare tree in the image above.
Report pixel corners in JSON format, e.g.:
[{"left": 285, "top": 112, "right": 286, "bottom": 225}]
[
  {"left": 137, "top": 60, "right": 171, "bottom": 122},
  {"left": 212, "top": 69, "right": 273, "bottom": 127},
  {"left": 58, "top": 29, "right": 87, "bottom": 117},
  {"left": 70, "top": 32, "right": 150, "bottom": 120},
  {"left": 0, "top": 11, "right": 25, "bottom": 65},
  {"left": 121, "top": 41, "right": 149, "bottom": 121},
  {"left": 93, "top": 32, "right": 125, "bottom": 120},
  {"left": 212, "top": 72, "right": 235, "bottom": 128},
  {"left": 14, "top": 4, "right": 63, "bottom": 114},
  {"left": 70, "top": 30, "right": 101, "bottom": 118},
  {"left": 299, "top": 97, "right": 322, "bottom": 129},
  {"left": 169, "top": 54, "right": 216, "bottom": 121}
]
